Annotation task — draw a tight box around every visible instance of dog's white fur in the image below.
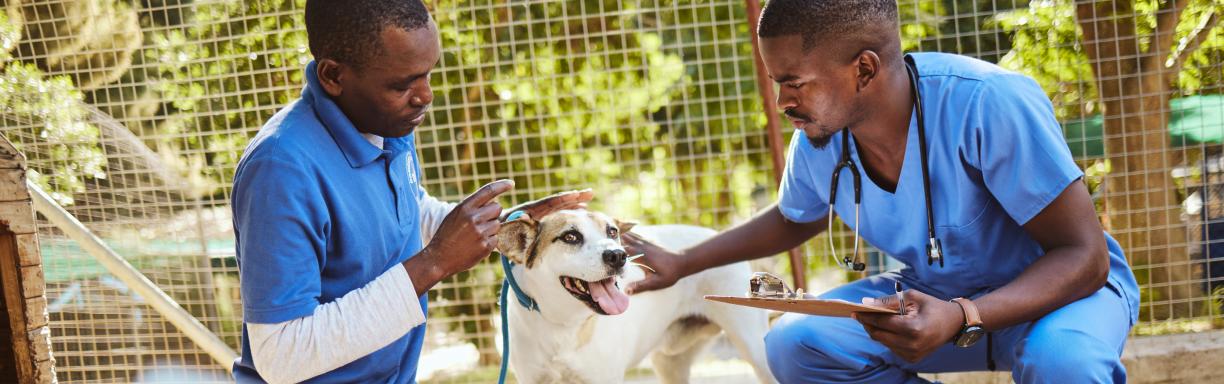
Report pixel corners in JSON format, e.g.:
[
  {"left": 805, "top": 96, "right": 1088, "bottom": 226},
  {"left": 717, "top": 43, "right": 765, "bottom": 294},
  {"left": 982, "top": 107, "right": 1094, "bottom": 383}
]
[{"left": 498, "top": 210, "right": 775, "bottom": 384}]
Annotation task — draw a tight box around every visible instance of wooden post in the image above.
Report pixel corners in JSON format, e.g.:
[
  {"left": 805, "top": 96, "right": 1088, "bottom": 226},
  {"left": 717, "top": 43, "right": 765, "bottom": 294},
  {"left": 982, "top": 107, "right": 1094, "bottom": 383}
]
[
  {"left": 744, "top": 0, "right": 807, "bottom": 290},
  {"left": 0, "top": 133, "right": 55, "bottom": 383}
]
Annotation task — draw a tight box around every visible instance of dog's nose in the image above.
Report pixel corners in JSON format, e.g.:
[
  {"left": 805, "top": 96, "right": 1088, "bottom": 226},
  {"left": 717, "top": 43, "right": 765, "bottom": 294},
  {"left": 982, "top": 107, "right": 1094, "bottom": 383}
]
[{"left": 602, "top": 249, "right": 627, "bottom": 268}]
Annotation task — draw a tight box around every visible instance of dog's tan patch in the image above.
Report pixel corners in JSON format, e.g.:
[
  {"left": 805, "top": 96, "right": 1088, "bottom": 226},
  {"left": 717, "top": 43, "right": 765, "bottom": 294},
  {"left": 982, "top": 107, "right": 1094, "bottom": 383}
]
[
  {"left": 657, "top": 314, "right": 721, "bottom": 355},
  {"left": 575, "top": 314, "right": 597, "bottom": 349},
  {"left": 496, "top": 215, "right": 539, "bottom": 266}
]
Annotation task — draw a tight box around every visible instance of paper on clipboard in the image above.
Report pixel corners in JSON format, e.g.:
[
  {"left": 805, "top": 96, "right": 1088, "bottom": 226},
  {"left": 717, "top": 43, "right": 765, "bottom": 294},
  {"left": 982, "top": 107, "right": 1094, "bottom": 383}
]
[{"left": 704, "top": 295, "right": 900, "bottom": 318}]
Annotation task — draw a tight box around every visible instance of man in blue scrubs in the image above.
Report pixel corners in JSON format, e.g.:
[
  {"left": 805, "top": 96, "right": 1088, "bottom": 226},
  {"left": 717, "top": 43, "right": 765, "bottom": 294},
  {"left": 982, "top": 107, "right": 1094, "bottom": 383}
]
[
  {"left": 625, "top": 1, "right": 1139, "bottom": 383},
  {"left": 230, "top": 1, "right": 589, "bottom": 382}
]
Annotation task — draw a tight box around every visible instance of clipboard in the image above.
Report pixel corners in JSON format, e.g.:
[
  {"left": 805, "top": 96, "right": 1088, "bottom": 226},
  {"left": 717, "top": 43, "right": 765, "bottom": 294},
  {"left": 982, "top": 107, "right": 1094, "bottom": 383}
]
[{"left": 704, "top": 295, "right": 899, "bottom": 318}]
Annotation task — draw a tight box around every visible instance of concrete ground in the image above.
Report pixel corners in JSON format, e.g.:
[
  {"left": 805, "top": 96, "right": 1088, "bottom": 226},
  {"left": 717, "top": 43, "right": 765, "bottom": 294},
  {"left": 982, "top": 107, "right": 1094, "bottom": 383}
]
[{"left": 624, "top": 335, "right": 762, "bottom": 384}]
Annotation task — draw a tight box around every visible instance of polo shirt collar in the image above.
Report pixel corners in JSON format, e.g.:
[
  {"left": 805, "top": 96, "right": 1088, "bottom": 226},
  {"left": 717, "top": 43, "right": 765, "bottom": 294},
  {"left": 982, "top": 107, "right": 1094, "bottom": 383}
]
[{"left": 301, "top": 60, "right": 384, "bottom": 168}]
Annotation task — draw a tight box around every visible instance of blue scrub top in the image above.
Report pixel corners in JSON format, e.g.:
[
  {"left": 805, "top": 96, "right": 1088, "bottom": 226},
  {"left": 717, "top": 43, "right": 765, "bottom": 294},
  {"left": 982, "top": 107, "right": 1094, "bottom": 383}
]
[
  {"left": 230, "top": 61, "right": 428, "bottom": 383},
  {"left": 778, "top": 53, "right": 1138, "bottom": 322}
]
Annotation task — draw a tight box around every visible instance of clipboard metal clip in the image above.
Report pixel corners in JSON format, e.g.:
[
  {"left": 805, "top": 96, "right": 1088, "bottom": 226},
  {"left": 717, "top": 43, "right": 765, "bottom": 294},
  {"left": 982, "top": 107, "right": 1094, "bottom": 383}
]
[{"left": 748, "top": 272, "right": 804, "bottom": 299}]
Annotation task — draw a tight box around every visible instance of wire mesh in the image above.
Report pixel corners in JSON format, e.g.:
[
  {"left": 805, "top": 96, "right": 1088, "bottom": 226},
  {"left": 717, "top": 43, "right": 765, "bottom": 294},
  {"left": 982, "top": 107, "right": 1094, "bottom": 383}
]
[{"left": 0, "top": 0, "right": 1218, "bottom": 383}]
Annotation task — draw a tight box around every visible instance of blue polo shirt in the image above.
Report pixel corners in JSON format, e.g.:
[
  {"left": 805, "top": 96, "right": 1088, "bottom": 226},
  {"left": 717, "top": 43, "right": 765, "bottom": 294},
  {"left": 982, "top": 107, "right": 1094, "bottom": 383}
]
[
  {"left": 778, "top": 53, "right": 1139, "bottom": 323},
  {"left": 230, "top": 61, "right": 427, "bottom": 383}
]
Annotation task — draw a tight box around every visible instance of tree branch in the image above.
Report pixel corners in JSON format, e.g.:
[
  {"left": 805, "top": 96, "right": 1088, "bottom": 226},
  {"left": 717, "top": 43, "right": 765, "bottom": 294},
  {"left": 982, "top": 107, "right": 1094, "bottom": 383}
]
[
  {"left": 1157, "top": 0, "right": 1190, "bottom": 40},
  {"left": 1166, "top": 9, "right": 1219, "bottom": 72},
  {"left": 1153, "top": 0, "right": 1189, "bottom": 67}
]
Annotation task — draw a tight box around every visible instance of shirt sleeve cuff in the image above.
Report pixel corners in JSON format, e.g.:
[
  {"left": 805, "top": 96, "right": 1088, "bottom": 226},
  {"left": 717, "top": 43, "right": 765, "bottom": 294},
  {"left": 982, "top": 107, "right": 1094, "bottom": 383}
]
[
  {"left": 777, "top": 203, "right": 827, "bottom": 224},
  {"left": 390, "top": 264, "right": 426, "bottom": 325}
]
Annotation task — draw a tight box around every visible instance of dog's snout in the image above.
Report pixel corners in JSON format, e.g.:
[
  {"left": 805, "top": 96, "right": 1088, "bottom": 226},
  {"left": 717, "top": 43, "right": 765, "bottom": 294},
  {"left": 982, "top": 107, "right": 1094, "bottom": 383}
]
[{"left": 602, "top": 249, "right": 627, "bottom": 268}]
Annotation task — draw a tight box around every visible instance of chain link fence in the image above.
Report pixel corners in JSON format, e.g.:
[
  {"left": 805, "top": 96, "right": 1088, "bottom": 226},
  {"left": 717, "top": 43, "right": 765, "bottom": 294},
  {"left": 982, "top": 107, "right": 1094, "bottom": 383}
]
[{"left": 0, "top": 0, "right": 1219, "bottom": 382}]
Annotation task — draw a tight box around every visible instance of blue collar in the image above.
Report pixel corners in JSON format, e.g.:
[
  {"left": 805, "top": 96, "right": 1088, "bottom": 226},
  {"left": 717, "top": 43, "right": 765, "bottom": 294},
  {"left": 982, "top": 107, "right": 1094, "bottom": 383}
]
[
  {"left": 301, "top": 60, "right": 391, "bottom": 168},
  {"left": 501, "top": 255, "right": 540, "bottom": 312}
]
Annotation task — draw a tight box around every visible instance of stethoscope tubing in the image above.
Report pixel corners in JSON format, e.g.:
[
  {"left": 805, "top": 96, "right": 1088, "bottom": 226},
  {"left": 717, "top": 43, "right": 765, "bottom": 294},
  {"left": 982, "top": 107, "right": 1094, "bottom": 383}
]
[{"left": 824, "top": 54, "right": 944, "bottom": 271}]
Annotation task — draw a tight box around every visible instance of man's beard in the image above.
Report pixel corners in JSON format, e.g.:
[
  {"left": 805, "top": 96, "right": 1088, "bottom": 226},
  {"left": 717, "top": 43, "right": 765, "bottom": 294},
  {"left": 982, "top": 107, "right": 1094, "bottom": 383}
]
[
  {"left": 806, "top": 132, "right": 834, "bottom": 149},
  {"left": 787, "top": 109, "right": 834, "bottom": 149}
]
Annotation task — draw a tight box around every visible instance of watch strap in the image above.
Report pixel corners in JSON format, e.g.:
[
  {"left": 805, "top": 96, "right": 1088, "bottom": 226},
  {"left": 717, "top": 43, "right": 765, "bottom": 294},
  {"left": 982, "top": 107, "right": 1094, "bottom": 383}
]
[{"left": 951, "top": 297, "right": 982, "bottom": 327}]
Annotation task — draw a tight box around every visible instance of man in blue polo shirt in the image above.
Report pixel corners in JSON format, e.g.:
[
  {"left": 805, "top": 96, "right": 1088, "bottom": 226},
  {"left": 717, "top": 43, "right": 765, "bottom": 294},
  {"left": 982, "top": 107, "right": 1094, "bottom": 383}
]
[
  {"left": 230, "top": 1, "right": 589, "bottom": 382},
  {"left": 625, "top": 1, "right": 1138, "bottom": 383}
]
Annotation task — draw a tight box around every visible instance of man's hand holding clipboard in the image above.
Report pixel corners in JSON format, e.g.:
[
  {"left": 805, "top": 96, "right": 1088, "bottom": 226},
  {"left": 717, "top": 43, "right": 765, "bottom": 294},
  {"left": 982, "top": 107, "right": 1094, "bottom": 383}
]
[
  {"left": 853, "top": 285, "right": 969, "bottom": 363},
  {"left": 705, "top": 272, "right": 964, "bottom": 363}
]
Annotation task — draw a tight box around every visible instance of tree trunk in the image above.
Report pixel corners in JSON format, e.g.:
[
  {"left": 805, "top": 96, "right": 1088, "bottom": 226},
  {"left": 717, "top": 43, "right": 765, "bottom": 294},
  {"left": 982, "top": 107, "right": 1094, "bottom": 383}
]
[{"left": 1075, "top": 0, "right": 1198, "bottom": 320}]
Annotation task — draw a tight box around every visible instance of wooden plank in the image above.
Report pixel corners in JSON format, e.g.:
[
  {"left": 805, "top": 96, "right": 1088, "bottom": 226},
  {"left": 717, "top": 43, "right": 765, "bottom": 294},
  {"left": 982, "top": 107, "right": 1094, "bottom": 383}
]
[
  {"left": 0, "top": 233, "right": 35, "bottom": 383},
  {"left": 23, "top": 297, "right": 46, "bottom": 330},
  {"left": 34, "top": 358, "right": 53, "bottom": 384},
  {"left": 0, "top": 142, "right": 26, "bottom": 203},
  {"left": 15, "top": 234, "right": 39, "bottom": 267},
  {"left": 20, "top": 266, "right": 43, "bottom": 300},
  {"left": 26, "top": 328, "right": 48, "bottom": 364},
  {"left": 0, "top": 135, "right": 26, "bottom": 171},
  {"left": 0, "top": 203, "right": 35, "bottom": 234},
  {"left": 0, "top": 133, "right": 48, "bottom": 383},
  {"left": 0, "top": 170, "right": 28, "bottom": 203},
  {"left": 0, "top": 152, "right": 24, "bottom": 171}
]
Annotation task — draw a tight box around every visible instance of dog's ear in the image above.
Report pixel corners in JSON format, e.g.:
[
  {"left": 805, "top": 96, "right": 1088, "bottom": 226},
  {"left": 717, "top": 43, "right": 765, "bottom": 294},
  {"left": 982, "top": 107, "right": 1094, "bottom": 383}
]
[
  {"left": 497, "top": 214, "right": 539, "bottom": 266},
  {"left": 614, "top": 218, "right": 638, "bottom": 234}
]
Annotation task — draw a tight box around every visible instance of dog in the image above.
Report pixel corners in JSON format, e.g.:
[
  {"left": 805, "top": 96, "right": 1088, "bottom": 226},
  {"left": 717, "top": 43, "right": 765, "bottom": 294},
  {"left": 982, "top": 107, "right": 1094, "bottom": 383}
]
[{"left": 497, "top": 209, "right": 776, "bottom": 384}]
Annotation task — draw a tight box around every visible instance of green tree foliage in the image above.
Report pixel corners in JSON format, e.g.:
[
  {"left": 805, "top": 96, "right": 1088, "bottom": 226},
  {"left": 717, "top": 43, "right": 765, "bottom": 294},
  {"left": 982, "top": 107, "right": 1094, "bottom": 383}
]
[
  {"left": 147, "top": 0, "right": 309, "bottom": 195},
  {"left": 991, "top": 2, "right": 1099, "bottom": 120},
  {"left": 0, "top": 7, "right": 106, "bottom": 204},
  {"left": 10, "top": 0, "right": 143, "bottom": 91},
  {"left": 991, "top": 0, "right": 1221, "bottom": 121},
  {"left": 425, "top": 1, "right": 763, "bottom": 224}
]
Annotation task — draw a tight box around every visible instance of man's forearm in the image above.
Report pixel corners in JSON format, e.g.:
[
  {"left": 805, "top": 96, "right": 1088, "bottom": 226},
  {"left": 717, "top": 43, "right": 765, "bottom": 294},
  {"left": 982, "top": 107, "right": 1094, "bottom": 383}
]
[
  {"left": 973, "top": 244, "right": 1109, "bottom": 331},
  {"left": 682, "top": 203, "right": 826, "bottom": 276},
  {"left": 248, "top": 265, "right": 426, "bottom": 384},
  {"left": 403, "top": 250, "right": 446, "bottom": 296}
]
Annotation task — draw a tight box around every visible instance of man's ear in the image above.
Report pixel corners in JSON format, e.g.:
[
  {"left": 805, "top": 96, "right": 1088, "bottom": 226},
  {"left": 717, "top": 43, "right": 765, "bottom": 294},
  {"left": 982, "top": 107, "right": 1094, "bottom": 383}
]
[
  {"left": 614, "top": 218, "right": 638, "bottom": 234},
  {"left": 853, "top": 49, "right": 881, "bottom": 92},
  {"left": 316, "top": 58, "right": 347, "bottom": 98},
  {"left": 497, "top": 215, "right": 538, "bottom": 266}
]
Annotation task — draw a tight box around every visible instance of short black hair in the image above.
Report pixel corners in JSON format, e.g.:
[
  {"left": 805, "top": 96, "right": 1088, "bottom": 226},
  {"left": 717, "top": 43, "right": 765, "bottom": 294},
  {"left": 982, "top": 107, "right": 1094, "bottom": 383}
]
[
  {"left": 304, "top": 0, "right": 433, "bottom": 68},
  {"left": 758, "top": 0, "right": 899, "bottom": 57}
]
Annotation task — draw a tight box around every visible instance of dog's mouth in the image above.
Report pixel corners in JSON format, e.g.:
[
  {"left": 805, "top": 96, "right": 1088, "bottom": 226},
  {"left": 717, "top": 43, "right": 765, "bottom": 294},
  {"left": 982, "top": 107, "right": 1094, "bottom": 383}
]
[{"left": 559, "top": 276, "right": 629, "bottom": 316}]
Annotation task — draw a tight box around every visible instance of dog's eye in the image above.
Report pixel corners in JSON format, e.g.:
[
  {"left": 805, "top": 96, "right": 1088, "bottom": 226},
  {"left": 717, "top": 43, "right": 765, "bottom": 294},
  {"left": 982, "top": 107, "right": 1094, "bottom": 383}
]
[
  {"left": 560, "top": 231, "right": 583, "bottom": 245},
  {"left": 607, "top": 227, "right": 618, "bottom": 238}
]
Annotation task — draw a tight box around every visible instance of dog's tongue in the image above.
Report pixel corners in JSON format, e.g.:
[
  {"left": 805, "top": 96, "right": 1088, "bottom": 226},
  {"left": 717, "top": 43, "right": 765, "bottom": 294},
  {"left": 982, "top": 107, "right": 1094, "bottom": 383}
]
[{"left": 589, "top": 278, "right": 629, "bottom": 315}]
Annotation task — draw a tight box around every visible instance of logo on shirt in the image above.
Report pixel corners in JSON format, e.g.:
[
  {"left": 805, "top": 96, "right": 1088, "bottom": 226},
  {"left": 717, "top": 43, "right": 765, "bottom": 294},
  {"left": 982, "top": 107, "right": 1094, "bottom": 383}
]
[{"left": 406, "top": 151, "right": 419, "bottom": 186}]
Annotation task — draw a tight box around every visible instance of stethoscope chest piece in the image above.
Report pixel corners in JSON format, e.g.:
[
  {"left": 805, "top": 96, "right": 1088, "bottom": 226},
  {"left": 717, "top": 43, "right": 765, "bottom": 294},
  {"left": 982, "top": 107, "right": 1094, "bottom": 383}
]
[{"left": 927, "top": 237, "right": 944, "bottom": 267}]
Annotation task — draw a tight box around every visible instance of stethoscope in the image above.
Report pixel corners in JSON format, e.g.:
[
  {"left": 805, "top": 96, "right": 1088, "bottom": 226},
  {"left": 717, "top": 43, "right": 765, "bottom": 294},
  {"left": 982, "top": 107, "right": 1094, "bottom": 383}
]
[{"left": 825, "top": 54, "right": 944, "bottom": 271}]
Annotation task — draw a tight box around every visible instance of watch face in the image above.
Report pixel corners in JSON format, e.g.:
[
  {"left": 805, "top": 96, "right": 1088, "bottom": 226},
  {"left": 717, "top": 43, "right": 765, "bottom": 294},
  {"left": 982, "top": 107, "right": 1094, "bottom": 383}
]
[{"left": 955, "top": 326, "right": 985, "bottom": 348}]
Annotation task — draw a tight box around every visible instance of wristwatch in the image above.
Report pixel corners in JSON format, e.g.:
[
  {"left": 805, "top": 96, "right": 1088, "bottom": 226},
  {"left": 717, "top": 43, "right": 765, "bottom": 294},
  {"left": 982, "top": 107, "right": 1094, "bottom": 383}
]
[{"left": 950, "top": 297, "right": 984, "bottom": 348}]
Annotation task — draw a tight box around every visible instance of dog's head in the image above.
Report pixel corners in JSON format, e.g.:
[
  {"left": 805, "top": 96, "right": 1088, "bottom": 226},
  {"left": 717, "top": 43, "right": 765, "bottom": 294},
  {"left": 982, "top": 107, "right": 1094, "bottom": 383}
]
[{"left": 498, "top": 210, "right": 637, "bottom": 316}]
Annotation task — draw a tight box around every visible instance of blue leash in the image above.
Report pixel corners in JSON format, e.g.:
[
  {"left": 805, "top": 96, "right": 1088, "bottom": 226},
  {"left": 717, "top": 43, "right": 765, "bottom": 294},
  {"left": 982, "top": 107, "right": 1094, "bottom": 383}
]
[
  {"left": 497, "top": 279, "right": 511, "bottom": 384},
  {"left": 498, "top": 211, "right": 540, "bottom": 384}
]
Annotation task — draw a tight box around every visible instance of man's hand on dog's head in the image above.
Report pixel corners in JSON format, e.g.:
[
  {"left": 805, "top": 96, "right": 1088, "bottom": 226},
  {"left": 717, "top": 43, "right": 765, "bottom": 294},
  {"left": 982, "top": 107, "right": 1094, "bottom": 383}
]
[
  {"left": 502, "top": 189, "right": 594, "bottom": 221},
  {"left": 405, "top": 179, "right": 513, "bottom": 295},
  {"left": 622, "top": 233, "right": 688, "bottom": 295}
]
